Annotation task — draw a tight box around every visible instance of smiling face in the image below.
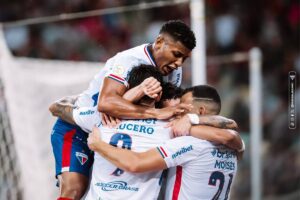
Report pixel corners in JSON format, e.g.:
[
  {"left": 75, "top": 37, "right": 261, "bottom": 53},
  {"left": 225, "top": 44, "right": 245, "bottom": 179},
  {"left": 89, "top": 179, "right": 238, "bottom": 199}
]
[{"left": 153, "top": 34, "right": 191, "bottom": 76}]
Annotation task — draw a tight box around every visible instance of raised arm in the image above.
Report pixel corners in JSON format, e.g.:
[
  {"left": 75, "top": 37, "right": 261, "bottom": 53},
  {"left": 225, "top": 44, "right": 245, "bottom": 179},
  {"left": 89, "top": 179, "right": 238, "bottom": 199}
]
[
  {"left": 122, "top": 77, "right": 162, "bottom": 103},
  {"left": 88, "top": 127, "right": 167, "bottom": 173},
  {"left": 189, "top": 125, "right": 243, "bottom": 151}
]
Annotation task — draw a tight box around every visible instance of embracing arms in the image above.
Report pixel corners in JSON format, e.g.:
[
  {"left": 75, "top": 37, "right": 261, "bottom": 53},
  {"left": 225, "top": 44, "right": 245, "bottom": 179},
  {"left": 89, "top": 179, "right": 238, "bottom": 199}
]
[{"left": 98, "top": 78, "right": 189, "bottom": 120}]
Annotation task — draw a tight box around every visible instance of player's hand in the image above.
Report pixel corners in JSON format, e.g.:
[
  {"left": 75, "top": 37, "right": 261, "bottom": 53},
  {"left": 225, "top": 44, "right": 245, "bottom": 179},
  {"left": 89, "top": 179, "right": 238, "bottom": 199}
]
[
  {"left": 87, "top": 126, "right": 102, "bottom": 151},
  {"left": 141, "top": 77, "right": 162, "bottom": 98},
  {"left": 101, "top": 113, "right": 121, "bottom": 128},
  {"left": 166, "top": 114, "right": 192, "bottom": 137},
  {"left": 156, "top": 103, "right": 193, "bottom": 120}
]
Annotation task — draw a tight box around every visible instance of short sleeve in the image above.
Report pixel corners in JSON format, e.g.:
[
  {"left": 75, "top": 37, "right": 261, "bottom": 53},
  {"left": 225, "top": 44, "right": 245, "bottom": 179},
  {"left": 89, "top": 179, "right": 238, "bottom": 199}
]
[
  {"left": 105, "top": 54, "right": 138, "bottom": 87},
  {"left": 73, "top": 107, "right": 101, "bottom": 133},
  {"left": 156, "top": 136, "right": 203, "bottom": 168}
]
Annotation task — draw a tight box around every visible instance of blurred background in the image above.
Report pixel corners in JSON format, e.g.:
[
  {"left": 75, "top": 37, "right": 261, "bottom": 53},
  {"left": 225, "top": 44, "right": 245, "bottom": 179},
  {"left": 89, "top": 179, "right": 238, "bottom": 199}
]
[{"left": 0, "top": 0, "right": 299, "bottom": 199}]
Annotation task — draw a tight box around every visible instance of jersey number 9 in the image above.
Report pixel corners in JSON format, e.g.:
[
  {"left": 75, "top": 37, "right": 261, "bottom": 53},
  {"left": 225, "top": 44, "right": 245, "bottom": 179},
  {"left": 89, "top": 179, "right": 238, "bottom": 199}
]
[{"left": 109, "top": 133, "right": 132, "bottom": 176}]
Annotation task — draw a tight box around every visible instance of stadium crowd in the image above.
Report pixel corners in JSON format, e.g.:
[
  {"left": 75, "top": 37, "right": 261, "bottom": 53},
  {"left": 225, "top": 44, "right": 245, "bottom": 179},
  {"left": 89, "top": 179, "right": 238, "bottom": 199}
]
[{"left": 1, "top": 0, "right": 299, "bottom": 199}]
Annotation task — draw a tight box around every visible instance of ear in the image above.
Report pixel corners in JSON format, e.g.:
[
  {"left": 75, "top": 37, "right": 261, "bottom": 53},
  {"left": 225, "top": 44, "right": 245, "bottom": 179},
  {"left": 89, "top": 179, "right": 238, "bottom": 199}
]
[
  {"left": 199, "top": 106, "right": 206, "bottom": 115},
  {"left": 154, "top": 35, "right": 164, "bottom": 49}
]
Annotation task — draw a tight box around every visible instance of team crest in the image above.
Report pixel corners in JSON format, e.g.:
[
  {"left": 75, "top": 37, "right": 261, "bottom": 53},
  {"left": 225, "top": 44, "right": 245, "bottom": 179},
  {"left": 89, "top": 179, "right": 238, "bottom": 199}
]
[
  {"left": 113, "top": 65, "right": 125, "bottom": 76},
  {"left": 76, "top": 152, "right": 88, "bottom": 165}
]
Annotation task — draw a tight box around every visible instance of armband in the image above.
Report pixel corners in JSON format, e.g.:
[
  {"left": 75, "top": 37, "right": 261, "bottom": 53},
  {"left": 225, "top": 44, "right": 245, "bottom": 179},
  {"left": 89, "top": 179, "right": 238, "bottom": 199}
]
[{"left": 187, "top": 114, "right": 200, "bottom": 125}]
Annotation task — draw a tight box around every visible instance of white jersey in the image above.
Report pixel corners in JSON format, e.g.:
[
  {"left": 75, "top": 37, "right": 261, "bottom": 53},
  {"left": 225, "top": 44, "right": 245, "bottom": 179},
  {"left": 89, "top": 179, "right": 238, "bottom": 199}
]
[
  {"left": 75, "top": 44, "right": 182, "bottom": 108},
  {"left": 156, "top": 136, "right": 237, "bottom": 200},
  {"left": 73, "top": 106, "right": 100, "bottom": 133},
  {"left": 85, "top": 119, "right": 172, "bottom": 200}
]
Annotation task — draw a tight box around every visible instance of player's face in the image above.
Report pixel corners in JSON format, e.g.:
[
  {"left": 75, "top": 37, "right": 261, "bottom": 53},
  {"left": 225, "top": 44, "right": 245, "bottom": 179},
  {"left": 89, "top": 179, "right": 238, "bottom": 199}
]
[
  {"left": 181, "top": 92, "right": 193, "bottom": 105},
  {"left": 154, "top": 35, "right": 191, "bottom": 75}
]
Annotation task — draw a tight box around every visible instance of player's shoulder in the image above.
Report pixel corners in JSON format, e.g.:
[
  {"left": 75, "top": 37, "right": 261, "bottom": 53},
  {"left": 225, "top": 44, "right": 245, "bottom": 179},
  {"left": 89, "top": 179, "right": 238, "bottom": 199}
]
[
  {"left": 106, "top": 44, "right": 148, "bottom": 71},
  {"left": 115, "top": 44, "right": 148, "bottom": 60},
  {"left": 168, "top": 136, "right": 215, "bottom": 150}
]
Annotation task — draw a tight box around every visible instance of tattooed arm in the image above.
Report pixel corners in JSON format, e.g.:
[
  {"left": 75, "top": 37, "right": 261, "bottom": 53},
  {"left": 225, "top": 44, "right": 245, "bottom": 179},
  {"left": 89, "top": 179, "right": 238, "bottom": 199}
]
[
  {"left": 197, "top": 115, "right": 238, "bottom": 130},
  {"left": 168, "top": 114, "right": 241, "bottom": 151},
  {"left": 49, "top": 96, "right": 77, "bottom": 125},
  {"left": 168, "top": 114, "right": 238, "bottom": 137}
]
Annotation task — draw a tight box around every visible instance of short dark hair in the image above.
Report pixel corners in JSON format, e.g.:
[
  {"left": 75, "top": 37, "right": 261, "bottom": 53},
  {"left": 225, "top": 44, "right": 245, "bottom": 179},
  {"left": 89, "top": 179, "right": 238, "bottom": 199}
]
[
  {"left": 160, "top": 20, "right": 196, "bottom": 50},
  {"left": 183, "top": 85, "right": 221, "bottom": 114},
  {"left": 156, "top": 83, "right": 183, "bottom": 108},
  {"left": 128, "top": 64, "right": 163, "bottom": 88},
  {"left": 161, "top": 82, "right": 183, "bottom": 101},
  {"left": 128, "top": 64, "right": 164, "bottom": 102}
]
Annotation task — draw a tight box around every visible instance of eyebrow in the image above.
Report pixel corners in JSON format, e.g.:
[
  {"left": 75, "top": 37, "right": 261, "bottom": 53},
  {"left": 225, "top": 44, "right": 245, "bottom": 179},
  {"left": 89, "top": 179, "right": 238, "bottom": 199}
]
[{"left": 173, "top": 51, "right": 184, "bottom": 56}]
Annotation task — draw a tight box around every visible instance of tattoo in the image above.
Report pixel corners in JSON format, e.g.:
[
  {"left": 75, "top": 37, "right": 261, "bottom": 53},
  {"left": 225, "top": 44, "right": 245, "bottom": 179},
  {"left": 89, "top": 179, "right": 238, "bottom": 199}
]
[
  {"left": 52, "top": 103, "right": 75, "bottom": 125},
  {"left": 198, "top": 115, "right": 238, "bottom": 130}
]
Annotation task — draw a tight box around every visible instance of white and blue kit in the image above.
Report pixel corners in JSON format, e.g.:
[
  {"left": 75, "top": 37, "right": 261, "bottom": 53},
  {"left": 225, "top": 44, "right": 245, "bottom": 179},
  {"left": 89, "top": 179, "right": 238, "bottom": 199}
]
[
  {"left": 85, "top": 119, "right": 172, "bottom": 200},
  {"left": 156, "top": 136, "right": 238, "bottom": 200},
  {"left": 51, "top": 43, "right": 183, "bottom": 178}
]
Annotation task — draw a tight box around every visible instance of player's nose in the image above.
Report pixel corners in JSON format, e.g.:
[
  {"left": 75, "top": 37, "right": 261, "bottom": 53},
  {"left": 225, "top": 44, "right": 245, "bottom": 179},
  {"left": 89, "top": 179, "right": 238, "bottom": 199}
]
[{"left": 174, "top": 57, "right": 184, "bottom": 66}]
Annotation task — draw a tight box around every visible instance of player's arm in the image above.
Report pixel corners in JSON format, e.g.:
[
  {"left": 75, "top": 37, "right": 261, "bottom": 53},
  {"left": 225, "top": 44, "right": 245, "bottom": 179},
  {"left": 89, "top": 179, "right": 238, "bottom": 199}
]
[
  {"left": 49, "top": 78, "right": 161, "bottom": 125},
  {"left": 122, "top": 77, "right": 162, "bottom": 103},
  {"left": 98, "top": 78, "right": 188, "bottom": 120},
  {"left": 88, "top": 127, "right": 167, "bottom": 173},
  {"left": 198, "top": 115, "right": 238, "bottom": 130},
  {"left": 169, "top": 114, "right": 238, "bottom": 137},
  {"left": 189, "top": 125, "right": 243, "bottom": 151},
  {"left": 49, "top": 96, "right": 77, "bottom": 125}
]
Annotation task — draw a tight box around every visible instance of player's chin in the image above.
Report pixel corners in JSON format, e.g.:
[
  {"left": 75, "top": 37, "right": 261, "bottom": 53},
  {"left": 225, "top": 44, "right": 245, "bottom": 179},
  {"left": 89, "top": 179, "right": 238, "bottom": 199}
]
[{"left": 161, "top": 66, "right": 173, "bottom": 75}]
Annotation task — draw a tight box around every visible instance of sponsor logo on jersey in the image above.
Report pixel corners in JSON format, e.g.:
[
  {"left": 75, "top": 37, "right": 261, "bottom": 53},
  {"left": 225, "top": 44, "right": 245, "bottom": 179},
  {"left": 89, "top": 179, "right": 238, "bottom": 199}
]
[
  {"left": 172, "top": 145, "right": 193, "bottom": 159},
  {"left": 211, "top": 148, "right": 235, "bottom": 159},
  {"left": 96, "top": 181, "right": 139, "bottom": 192},
  {"left": 79, "top": 109, "right": 95, "bottom": 115},
  {"left": 75, "top": 152, "right": 88, "bottom": 165}
]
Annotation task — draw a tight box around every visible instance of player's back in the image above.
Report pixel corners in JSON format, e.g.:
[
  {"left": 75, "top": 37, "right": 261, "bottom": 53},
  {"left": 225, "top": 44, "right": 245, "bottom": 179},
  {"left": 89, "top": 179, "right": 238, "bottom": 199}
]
[
  {"left": 162, "top": 136, "right": 237, "bottom": 200},
  {"left": 85, "top": 119, "right": 171, "bottom": 200}
]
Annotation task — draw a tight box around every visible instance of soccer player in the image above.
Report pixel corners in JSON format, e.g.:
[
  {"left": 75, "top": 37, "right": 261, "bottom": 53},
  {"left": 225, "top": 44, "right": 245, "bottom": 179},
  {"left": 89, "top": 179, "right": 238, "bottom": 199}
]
[
  {"left": 88, "top": 85, "right": 244, "bottom": 200},
  {"left": 50, "top": 20, "right": 197, "bottom": 200},
  {"left": 51, "top": 66, "right": 241, "bottom": 199}
]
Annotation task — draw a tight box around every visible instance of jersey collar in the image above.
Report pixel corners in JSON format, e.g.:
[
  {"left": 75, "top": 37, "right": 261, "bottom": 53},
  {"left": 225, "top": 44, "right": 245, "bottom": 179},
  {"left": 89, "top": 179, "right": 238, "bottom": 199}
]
[{"left": 144, "top": 44, "right": 157, "bottom": 67}]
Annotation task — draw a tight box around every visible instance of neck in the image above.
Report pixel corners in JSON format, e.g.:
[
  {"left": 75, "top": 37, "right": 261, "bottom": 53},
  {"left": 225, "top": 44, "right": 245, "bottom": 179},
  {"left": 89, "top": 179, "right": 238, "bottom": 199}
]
[{"left": 149, "top": 43, "right": 158, "bottom": 65}]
